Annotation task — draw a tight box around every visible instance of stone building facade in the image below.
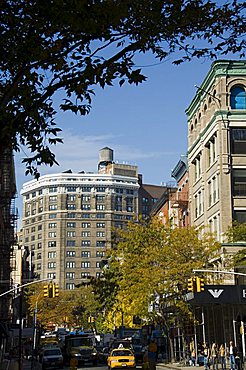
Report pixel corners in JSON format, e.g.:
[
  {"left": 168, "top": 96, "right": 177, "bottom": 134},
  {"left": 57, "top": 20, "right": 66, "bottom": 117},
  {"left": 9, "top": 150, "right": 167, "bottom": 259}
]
[{"left": 186, "top": 60, "right": 246, "bottom": 241}]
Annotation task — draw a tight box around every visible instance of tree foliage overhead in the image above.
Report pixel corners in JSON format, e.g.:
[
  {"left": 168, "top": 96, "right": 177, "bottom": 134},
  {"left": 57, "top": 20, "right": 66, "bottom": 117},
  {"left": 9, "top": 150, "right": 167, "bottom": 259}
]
[{"left": 1, "top": 0, "right": 245, "bottom": 177}]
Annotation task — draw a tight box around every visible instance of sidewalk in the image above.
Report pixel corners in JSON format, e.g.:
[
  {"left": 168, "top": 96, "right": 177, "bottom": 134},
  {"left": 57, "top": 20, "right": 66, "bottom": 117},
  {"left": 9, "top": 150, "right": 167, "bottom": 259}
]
[
  {"left": 158, "top": 362, "right": 192, "bottom": 370},
  {"left": 2, "top": 358, "right": 41, "bottom": 370}
]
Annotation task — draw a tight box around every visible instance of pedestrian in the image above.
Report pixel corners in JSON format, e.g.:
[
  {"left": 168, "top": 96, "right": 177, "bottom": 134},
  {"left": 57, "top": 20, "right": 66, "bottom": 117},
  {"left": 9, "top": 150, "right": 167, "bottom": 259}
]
[
  {"left": 211, "top": 343, "right": 218, "bottom": 370},
  {"left": 219, "top": 344, "right": 226, "bottom": 370},
  {"left": 203, "top": 343, "right": 210, "bottom": 370},
  {"left": 229, "top": 341, "right": 237, "bottom": 370},
  {"left": 191, "top": 348, "right": 196, "bottom": 366},
  {"left": 147, "top": 339, "right": 158, "bottom": 370}
]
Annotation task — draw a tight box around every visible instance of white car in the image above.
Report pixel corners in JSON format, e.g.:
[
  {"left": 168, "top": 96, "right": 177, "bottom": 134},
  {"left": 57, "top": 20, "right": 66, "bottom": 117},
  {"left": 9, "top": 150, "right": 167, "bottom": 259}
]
[{"left": 41, "top": 347, "right": 64, "bottom": 369}]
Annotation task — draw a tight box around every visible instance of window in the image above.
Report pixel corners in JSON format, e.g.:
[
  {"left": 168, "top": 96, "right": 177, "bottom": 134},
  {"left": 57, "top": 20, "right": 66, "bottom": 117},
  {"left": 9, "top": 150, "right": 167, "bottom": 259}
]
[
  {"left": 38, "top": 224, "right": 42, "bottom": 230},
  {"left": 47, "top": 273, "right": 56, "bottom": 279},
  {"left": 96, "top": 231, "right": 105, "bottom": 237},
  {"left": 96, "top": 204, "right": 105, "bottom": 210},
  {"left": 82, "top": 222, "right": 91, "bottom": 228},
  {"left": 81, "top": 186, "right": 92, "bottom": 192},
  {"left": 81, "top": 251, "right": 91, "bottom": 257},
  {"left": 37, "top": 242, "right": 42, "bottom": 249},
  {"left": 49, "top": 213, "right": 57, "bottom": 219},
  {"left": 96, "top": 241, "right": 106, "bottom": 247},
  {"left": 82, "top": 204, "right": 91, "bottom": 210},
  {"left": 81, "top": 231, "right": 90, "bottom": 237},
  {"left": 31, "top": 235, "right": 35, "bottom": 241},
  {"left": 233, "top": 169, "right": 246, "bottom": 196},
  {"left": 66, "top": 283, "right": 75, "bottom": 290},
  {"left": 66, "top": 251, "right": 76, "bottom": 257},
  {"left": 48, "top": 262, "right": 56, "bottom": 269},
  {"left": 66, "top": 272, "right": 75, "bottom": 279},
  {"left": 48, "top": 222, "right": 57, "bottom": 228},
  {"left": 37, "top": 263, "right": 41, "bottom": 270},
  {"left": 207, "top": 136, "right": 217, "bottom": 167},
  {"left": 49, "top": 187, "right": 57, "bottom": 193},
  {"left": 81, "top": 213, "right": 90, "bottom": 219},
  {"left": 96, "top": 222, "right": 105, "bottom": 228},
  {"left": 96, "top": 251, "right": 105, "bottom": 257},
  {"left": 67, "top": 195, "right": 76, "bottom": 201},
  {"left": 67, "top": 240, "right": 75, "bottom": 247},
  {"left": 231, "top": 128, "right": 246, "bottom": 154},
  {"left": 96, "top": 195, "right": 105, "bottom": 202},
  {"left": 66, "top": 186, "right": 77, "bottom": 192},
  {"left": 233, "top": 211, "right": 246, "bottom": 223},
  {"left": 67, "top": 213, "right": 76, "bottom": 218},
  {"left": 127, "top": 189, "right": 134, "bottom": 195},
  {"left": 82, "top": 195, "right": 91, "bottom": 202},
  {"left": 81, "top": 261, "right": 90, "bottom": 268},
  {"left": 37, "top": 253, "right": 41, "bottom": 259},
  {"left": 81, "top": 240, "right": 91, "bottom": 247},
  {"left": 194, "top": 190, "right": 203, "bottom": 218},
  {"left": 48, "top": 241, "right": 56, "bottom": 247},
  {"left": 67, "top": 222, "right": 76, "bottom": 228},
  {"left": 31, "top": 226, "right": 35, "bottom": 232},
  {"left": 194, "top": 155, "right": 201, "bottom": 181},
  {"left": 48, "top": 232, "right": 56, "bottom": 238},
  {"left": 48, "top": 251, "right": 57, "bottom": 258},
  {"left": 49, "top": 204, "right": 57, "bottom": 210},
  {"left": 115, "top": 188, "right": 123, "bottom": 194},
  {"left": 96, "top": 272, "right": 102, "bottom": 278},
  {"left": 67, "top": 204, "right": 76, "bottom": 210},
  {"left": 96, "top": 186, "right": 106, "bottom": 192},
  {"left": 38, "top": 189, "right": 43, "bottom": 195},
  {"left": 32, "top": 191, "right": 36, "bottom": 198},
  {"left": 114, "top": 222, "right": 123, "bottom": 229},
  {"left": 230, "top": 85, "right": 246, "bottom": 109},
  {"left": 81, "top": 272, "right": 90, "bottom": 279},
  {"left": 67, "top": 231, "right": 76, "bottom": 237},
  {"left": 66, "top": 261, "right": 75, "bottom": 268},
  {"left": 114, "top": 214, "right": 123, "bottom": 220},
  {"left": 96, "top": 262, "right": 101, "bottom": 268},
  {"left": 208, "top": 176, "right": 218, "bottom": 207},
  {"left": 49, "top": 196, "right": 57, "bottom": 201},
  {"left": 96, "top": 213, "right": 105, "bottom": 218}
]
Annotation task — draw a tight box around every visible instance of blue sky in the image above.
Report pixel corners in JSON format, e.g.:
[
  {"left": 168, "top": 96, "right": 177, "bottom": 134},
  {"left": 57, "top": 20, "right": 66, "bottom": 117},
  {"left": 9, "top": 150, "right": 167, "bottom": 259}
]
[{"left": 14, "top": 56, "right": 217, "bottom": 226}]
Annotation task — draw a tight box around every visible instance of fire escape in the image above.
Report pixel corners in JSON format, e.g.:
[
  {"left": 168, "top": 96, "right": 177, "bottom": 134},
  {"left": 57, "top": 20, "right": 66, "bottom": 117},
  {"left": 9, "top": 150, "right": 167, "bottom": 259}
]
[{"left": 0, "top": 148, "right": 18, "bottom": 321}]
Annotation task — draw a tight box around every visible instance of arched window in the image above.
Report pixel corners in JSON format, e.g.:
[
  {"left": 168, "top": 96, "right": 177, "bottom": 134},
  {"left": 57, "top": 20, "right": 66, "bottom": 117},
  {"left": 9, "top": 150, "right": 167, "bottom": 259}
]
[{"left": 230, "top": 85, "right": 246, "bottom": 109}]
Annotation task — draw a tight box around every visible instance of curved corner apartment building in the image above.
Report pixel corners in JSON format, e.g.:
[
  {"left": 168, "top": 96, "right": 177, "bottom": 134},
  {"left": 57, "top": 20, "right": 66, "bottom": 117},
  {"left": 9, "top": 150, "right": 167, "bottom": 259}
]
[{"left": 20, "top": 148, "right": 139, "bottom": 289}]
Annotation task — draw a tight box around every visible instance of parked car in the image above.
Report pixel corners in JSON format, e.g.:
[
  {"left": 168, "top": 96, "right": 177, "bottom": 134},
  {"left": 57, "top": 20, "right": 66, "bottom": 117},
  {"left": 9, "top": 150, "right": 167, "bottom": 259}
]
[
  {"left": 107, "top": 348, "right": 136, "bottom": 369},
  {"left": 41, "top": 346, "right": 64, "bottom": 369}
]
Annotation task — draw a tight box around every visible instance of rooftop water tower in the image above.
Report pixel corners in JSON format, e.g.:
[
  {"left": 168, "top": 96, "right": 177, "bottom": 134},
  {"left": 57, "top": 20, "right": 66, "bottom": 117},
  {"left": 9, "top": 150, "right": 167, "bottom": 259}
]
[{"left": 98, "top": 147, "right": 114, "bottom": 171}]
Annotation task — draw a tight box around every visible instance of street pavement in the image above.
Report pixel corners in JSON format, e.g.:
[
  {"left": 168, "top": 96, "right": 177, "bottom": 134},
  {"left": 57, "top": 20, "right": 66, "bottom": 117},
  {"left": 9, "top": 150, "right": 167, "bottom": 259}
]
[{"left": 2, "top": 359, "right": 193, "bottom": 370}]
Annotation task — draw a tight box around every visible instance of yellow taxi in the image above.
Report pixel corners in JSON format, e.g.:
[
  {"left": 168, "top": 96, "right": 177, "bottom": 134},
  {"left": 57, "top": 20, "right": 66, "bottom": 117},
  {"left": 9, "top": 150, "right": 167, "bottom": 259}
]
[{"left": 108, "top": 348, "right": 136, "bottom": 369}]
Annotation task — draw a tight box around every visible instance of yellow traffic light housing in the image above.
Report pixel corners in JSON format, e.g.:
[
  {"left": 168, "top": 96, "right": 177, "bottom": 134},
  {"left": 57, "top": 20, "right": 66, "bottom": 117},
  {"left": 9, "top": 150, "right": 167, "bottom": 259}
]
[
  {"left": 196, "top": 277, "right": 205, "bottom": 292},
  {"left": 43, "top": 284, "right": 49, "bottom": 297},
  {"left": 53, "top": 283, "right": 59, "bottom": 297},
  {"left": 187, "top": 277, "right": 196, "bottom": 292}
]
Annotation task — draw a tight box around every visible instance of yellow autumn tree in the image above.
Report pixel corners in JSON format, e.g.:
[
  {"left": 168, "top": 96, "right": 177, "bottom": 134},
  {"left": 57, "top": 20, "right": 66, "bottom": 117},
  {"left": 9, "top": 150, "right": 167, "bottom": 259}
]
[{"left": 106, "top": 218, "right": 220, "bottom": 327}]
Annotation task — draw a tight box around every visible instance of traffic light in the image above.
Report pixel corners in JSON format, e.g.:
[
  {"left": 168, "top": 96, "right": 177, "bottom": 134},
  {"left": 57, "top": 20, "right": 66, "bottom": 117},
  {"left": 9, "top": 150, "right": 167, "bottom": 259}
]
[
  {"left": 53, "top": 283, "right": 59, "bottom": 297},
  {"left": 48, "top": 283, "right": 54, "bottom": 298},
  {"left": 43, "top": 284, "right": 49, "bottom": 297},
  {"left": 188, "top": 277, "right": 196, "bottom": 292},
  {"left": 196, "top": 277, "right": 205, "bottom": 292},
  {"left": 88, "top": 316, "right": 95, "bottom": 323}
]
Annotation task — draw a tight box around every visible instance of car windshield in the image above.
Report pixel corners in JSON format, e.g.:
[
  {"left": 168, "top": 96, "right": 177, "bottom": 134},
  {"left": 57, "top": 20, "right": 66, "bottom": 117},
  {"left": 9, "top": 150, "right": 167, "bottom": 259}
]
[
  {"left": 112, "top": 350, "right": 132, "bottom": 357},
  {"left": 70, "top": 338, "right": 93, "bottom": 347},
  {"left": 44, "top": 349, "right": 61, "bottom": 356}
]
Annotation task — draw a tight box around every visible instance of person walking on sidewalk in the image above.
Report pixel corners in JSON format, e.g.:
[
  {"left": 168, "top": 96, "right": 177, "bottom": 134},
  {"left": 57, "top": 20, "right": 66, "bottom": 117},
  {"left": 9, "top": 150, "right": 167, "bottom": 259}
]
[
  {"left": 229, "top": 341, "right": 237, "bottom": 370},
  {"left": 148, "top": 339, "right": 158, "bottom": 370},
  {"left": 211, "top": 343, "right": 218, "bottom": 370},
  {"left": 219, "top": 344, "right": 226, "bottom": 370},
  {"left": 203, "top": 343, "right": 210, "bottom": 370}
]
